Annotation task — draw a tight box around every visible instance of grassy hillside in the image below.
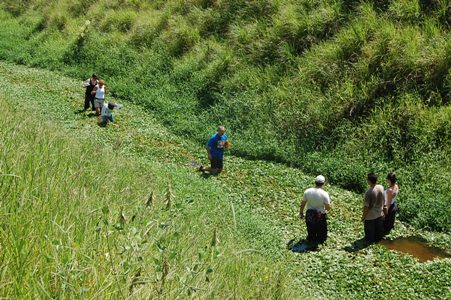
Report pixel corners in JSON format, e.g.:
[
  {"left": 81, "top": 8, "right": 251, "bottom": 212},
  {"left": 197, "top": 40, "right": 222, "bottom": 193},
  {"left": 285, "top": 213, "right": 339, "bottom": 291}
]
[
  {"left": 0, "top": 1, "right": 449, "bottom": 232},
  {"left": 1, "top": 61, "right": 451, "bottom": 299}
]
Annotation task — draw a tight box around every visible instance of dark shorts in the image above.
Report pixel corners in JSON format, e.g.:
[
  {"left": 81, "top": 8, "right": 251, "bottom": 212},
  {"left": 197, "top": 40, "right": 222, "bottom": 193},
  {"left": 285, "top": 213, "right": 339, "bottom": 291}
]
[
  {"left": 210, "top": 158, "right": 223, "bottom": 170},
  {"left": 364, "top": 217, "right": 384, "bottom": 243},
  {"left": 305, "top": 210, "right": 328, "bottom": 244},
  {"left": 101, "top": 115, "right": 114, "bottom": 126},
  {"left": 383, "top": 202, "right": 399, "bottom": 236}
]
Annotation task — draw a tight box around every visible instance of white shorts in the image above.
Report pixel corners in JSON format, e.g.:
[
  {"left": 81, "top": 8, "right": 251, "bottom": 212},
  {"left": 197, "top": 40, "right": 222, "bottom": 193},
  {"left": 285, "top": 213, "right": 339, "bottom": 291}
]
[{"left": 94, "top": 98, "right": 104, "bottom": 108}]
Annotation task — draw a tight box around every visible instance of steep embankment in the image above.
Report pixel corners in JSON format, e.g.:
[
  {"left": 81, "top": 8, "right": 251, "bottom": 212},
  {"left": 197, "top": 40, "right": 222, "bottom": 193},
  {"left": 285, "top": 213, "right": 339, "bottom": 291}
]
[
  {"left": 0, "top": 1, "right": 449, "bottom": 231},
  {"left": 0, "top": 61, "right": 450, "bottom": 299}
]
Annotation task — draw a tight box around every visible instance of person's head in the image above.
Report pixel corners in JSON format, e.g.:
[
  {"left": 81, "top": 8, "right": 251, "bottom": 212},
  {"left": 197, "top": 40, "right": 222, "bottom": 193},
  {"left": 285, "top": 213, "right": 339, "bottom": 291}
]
[
  {"left": 386, "top": 173, "right": 397, "bottom": 186},
  {"left": 367, "top": 173, "right": 378, "bottom": 186},
  {"left": 217, "top": 125, "right": 226, "bottom": 137},
  {"left": 108, "top": 102, "right": 116, "bottom": 110},
  {"left": 315, "top": 175, "right": 325, "bottom": 187},
  {"left": 98, "top": 80, "right": 105, "bottom": 87},
  {"left": 92, "top": 74, "right": 97, "bottom": 80}
]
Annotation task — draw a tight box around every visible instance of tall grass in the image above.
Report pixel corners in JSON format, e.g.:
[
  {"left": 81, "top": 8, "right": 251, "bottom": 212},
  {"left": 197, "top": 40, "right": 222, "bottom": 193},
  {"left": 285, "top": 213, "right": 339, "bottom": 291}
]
[{"left": 0, "top": 95, "right": 297, "bottom": 298}]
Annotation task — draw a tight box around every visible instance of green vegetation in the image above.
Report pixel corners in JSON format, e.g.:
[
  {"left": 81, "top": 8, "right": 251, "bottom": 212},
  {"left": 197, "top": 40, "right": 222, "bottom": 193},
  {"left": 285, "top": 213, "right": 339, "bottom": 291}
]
[
  {"left": 0, "top": 1, "right": 449, "bottom": 231},
  {"left": 1, "top": 61, "right": 450, "bottom": 299},
  {"left": 0, "top": 63, "right": 296, "bottom": 298}
]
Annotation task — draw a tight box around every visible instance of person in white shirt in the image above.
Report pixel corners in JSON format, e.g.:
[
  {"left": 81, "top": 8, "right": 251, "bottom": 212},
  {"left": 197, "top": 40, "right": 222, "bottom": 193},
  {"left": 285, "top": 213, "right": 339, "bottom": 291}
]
[
  {"left": 91, "top": 80, "right": 106, "bottom": 115},
  {"left": 383, "top": 173, "right": 399, "bottom": 236},
  {"left": 299, "top": 175, "right": 331, "bottom": 244}
]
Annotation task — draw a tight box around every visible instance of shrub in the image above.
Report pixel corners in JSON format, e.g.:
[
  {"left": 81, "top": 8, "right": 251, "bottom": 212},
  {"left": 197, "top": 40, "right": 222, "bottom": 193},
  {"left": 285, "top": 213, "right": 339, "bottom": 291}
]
[
  {"left": 160, "top": 15, "right": 200, "bottom": 56},
  {"left": 100, "top": 9, "right": 137, "bottom": 33},
  {"left": 130, "top": 11, "right": 168, "bottom": 48}
]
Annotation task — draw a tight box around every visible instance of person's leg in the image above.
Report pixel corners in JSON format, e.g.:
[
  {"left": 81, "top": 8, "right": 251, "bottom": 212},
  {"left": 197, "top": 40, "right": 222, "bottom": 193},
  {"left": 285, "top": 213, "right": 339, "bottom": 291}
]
[
  {"left": 90, "top": 96, "right": 95, "bottom": 111},
  {"left": 383, "top": 204, "right": 397, "bottom": 235},
  {"left": 109, "top": 115, "right": 114, "bottom": 123},
  {"left": 318, "top": 214, "right": 328, "bottom": 243},
  {"left": 94, "top": 100, "right": 100, "bottom": 115},
  {"left": 375, "top": 217, "right": 384, "bottom": 242},
  {"left": 84, "top": 95, "right": 90, "bottom": 110},
  {"left": 306, "top": 219, "right": 315, "bottom": 243},
  {"left": 95, "top": 99, "right": 103, "bottom": 115},
  {"left": 216, "top": 159, "right": 223, "bottom": 174},
  {"left": 201, "top": 158, "right": 220, "bottom": 174},
  {"left": 364, "top": 219, "right": 376, "bottom": 243},
  {"left": 100, "top": 116, "right": 107, "bottom": 127}
]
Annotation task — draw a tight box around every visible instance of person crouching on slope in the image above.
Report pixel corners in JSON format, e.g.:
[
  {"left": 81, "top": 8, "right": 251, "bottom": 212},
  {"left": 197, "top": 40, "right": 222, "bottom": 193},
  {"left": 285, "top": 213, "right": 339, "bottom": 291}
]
[
  {"left": 299, "top": 175, "right": 331, "bottom": 244},
  {"left": 199, "top": 125, "right": 229, "bottom": 175},
  {"left": 99, "top": 102, "right": 122, "bottom": 127}
]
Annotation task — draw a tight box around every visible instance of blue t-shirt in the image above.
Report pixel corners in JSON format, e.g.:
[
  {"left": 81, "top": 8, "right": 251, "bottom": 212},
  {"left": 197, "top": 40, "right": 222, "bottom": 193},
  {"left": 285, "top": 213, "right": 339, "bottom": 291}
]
[{"left": 207, "top": 133, "right": 227, "bottom": 159}]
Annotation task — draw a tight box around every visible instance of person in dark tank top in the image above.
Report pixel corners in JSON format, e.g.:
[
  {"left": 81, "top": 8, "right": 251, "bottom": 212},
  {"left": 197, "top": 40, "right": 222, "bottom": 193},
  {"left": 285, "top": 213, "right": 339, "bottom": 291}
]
[{"left": 82, "top": 74, "right": 98, "bottom": 111}]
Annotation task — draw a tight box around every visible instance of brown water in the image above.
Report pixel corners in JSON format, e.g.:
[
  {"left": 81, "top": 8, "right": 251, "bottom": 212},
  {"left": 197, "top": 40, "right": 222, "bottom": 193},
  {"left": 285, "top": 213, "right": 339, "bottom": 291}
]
[{"left": 380, "top": 237, "right": 450, "bottom": 262}]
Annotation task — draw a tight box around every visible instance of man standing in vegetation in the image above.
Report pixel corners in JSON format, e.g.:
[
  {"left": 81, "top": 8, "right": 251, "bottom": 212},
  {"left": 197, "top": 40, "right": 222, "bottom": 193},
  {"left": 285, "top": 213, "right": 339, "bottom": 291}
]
[
  {"left": 362, "top": 173, "right": 385, "bottom": 243},
  {"left": 82, "top": 74, "right": 98, "bottom": 111},
  {"left": 299, "top": 175, "right": 331, "bottom": 244},
  {"left": 199, "top": 126, "right": 229, "bottom": 175}
]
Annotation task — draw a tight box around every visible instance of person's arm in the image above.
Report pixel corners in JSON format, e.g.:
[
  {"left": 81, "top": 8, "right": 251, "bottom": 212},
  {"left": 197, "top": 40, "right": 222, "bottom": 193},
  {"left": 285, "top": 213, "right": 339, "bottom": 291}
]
[
  {"left": 82, "top": 79, "right": 90, "bottom": 87},
  {"left": 384, "top": 189, "right": 393, "bottom": 215},
  {"left": 206, "top": 138, "right": 214, "bottom": 160},
  {"left": 91, "top": 86, "right": 97, "bottom": 95},
  {"left": 205, "top": 145, "right": 212, "bottom": 160},
  {"left": 362, "top": 206, "right": 369, "bottom": 221},
  {"left": 206, "top": 148, "right": 212, "bottom": 160},
  {"left": 223, "top": 134, "right": 230, "bottom": 148},
  {"left": 362, "top": 193, "right": 369, "bottom": 221},
  {"left": 299, "top": 198, "right": 307, "bottom": 219},
  {"left": 325, "top": 193, "right": 331, "bottom": 211}
]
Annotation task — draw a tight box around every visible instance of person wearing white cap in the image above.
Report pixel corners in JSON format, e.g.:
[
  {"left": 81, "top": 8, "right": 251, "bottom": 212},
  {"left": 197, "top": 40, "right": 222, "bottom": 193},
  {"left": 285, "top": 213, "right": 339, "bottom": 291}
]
[{"left": 299, "top": 175, "right": 331, "bottom": 244}]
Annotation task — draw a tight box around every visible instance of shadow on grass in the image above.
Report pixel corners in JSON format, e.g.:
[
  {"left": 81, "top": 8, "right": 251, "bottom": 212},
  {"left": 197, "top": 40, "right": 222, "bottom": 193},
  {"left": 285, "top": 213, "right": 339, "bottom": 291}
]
[
  {"left": 190, "top": 162, "right": 220, "bottom": 179},
  {"left": 343, "top": 238, "right": 371, "bottom": 253},
  {"left": 74, "top": 108, "right": 86, "bottom": 114},
  {"left": 200, "top": 172, "right": 219, "bottom": 179},
  {"left": 287, "top": 239, "right": 319, "bottom": 253},
  {"left": 74, "top": 109, "right": 98, "bottom": 118}
]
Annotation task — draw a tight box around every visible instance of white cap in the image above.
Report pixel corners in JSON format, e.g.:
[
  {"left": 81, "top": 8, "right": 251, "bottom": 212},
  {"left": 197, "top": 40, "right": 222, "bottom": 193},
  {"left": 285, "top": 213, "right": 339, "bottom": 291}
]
[{"left": 315, "top": 175, "right": 325, "bottom": 184}]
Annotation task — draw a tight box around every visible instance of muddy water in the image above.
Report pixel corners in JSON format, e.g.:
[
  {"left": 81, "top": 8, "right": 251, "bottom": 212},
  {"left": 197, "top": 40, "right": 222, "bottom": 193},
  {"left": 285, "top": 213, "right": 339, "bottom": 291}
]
[{"left": 380, "top": 237, "right": 450, "bottom": 262}]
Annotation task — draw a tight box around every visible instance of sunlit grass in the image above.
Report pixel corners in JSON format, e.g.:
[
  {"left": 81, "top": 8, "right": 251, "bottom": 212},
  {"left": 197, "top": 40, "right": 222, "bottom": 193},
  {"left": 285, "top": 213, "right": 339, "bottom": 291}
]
[{"left": 0, "top": 1, "right": 449, "bottom": 230}]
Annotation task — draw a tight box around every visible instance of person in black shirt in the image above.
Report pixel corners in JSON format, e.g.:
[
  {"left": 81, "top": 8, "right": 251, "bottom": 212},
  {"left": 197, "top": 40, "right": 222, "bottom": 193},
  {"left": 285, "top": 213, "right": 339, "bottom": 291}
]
[{"left": 82, "top": 74, "right": 98, "bottom": 111}]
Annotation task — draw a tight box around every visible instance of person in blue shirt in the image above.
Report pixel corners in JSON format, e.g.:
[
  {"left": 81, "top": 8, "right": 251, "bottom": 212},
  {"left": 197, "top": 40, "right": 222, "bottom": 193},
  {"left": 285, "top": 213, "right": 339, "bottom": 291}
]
[{"left": 199, "top": 126, "right": 229, "bottom": 175}]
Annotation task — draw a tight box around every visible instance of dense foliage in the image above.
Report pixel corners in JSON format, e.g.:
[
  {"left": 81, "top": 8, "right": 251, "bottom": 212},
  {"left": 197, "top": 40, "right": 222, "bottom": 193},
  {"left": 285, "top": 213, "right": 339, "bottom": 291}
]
[{"left": 0, "top": 0, "right": 449, "bottom": 231}]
